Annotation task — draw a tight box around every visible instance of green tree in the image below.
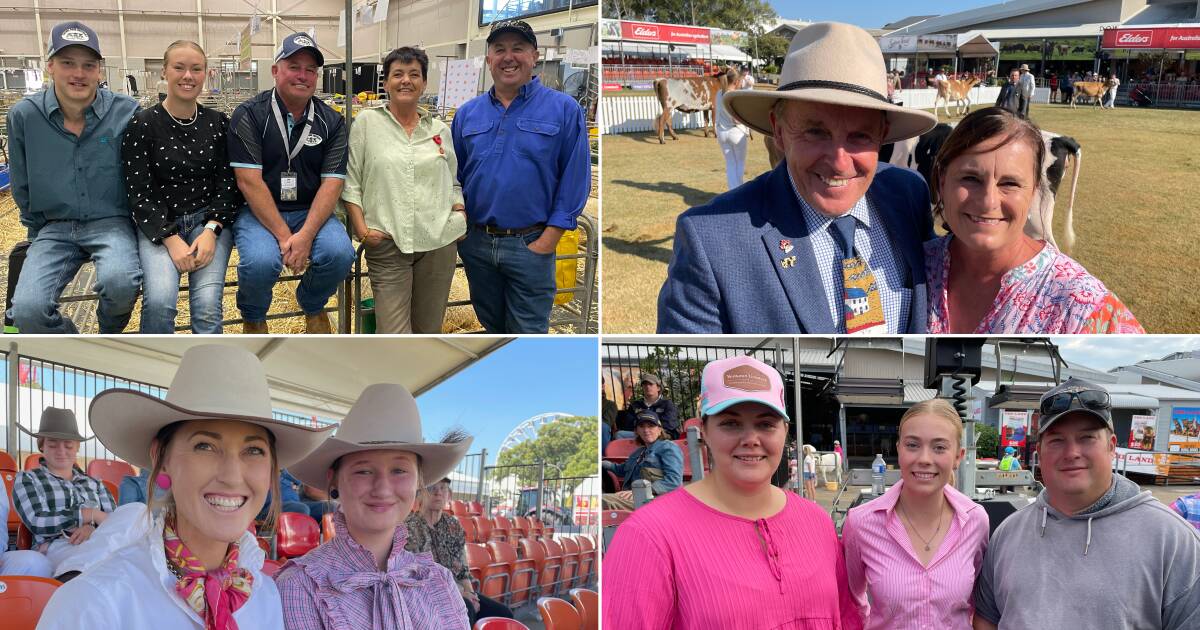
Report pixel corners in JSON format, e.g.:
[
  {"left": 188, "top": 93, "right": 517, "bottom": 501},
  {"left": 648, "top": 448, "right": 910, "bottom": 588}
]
[
  {"left": 975, "top": 423, "right": 1000, "bottom": 460},
  {"left": 637, "top": 346, "right": 706, "bottom": 420},
  {"left": 606, "top": 0, "right": 776, "bottom": 33},
  {"left": 749, "top": 32, "right": 789, "bottom": 67},
  {"left": 494, "top": 416, "right": 599, "bottom": 487}
]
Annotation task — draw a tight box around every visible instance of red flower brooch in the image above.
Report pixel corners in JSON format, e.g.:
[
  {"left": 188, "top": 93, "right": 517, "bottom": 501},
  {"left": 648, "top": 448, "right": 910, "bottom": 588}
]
[{"left": 432, "top": 135, "right": 444, "bottom": 155}]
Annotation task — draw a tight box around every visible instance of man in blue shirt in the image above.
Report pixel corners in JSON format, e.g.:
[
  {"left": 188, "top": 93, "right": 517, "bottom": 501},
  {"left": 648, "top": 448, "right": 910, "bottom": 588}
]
[
  {"left": 227, "top": 33, "right": 354, "bottom": 334},
  {"left": 452, "top": 19, "right": 591, "bottom": 333},
  {"left": 5, "top": 21, "right": 141, "bottom": 333}
]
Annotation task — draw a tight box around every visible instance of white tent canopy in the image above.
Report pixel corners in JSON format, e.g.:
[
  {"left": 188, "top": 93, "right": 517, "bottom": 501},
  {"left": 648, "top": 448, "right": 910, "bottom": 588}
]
[
  {"left": 709, "top": 44, "right": 751, "bottom": 62},
  {"left": 3, "top": 338, "right": 510, "bottom": 422},
  {"left": 957, "top": 32, "right": 1000, "bottom": 57}
]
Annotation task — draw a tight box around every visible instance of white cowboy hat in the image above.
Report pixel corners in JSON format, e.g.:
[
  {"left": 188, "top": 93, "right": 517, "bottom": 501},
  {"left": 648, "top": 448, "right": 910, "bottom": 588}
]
[
  {"left": 723, "top": 22, "right": 936, "bottom": 144},
  {"left": 89, "top": 344, "right": 335, "bottom": 470},
  {"left": 288, "top": 383, "right": 473, "bottom": 490}
]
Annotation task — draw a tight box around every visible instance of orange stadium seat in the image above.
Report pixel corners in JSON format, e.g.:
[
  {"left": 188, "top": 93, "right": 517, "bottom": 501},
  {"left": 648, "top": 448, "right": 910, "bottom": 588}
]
[
  {"left": 474, "top": 619, "right": 530, "bottom": 630},
  {"left": 576, "top": 536, "right": 596, "bottom": 585},
  {"left": 451, "top": 500, "right": 470, "bottom": 517},
  {"left": 469, "top": 500, "right": 484, "bottom": 516},
  {"left": 569, "top": 588, "right": 598, "bottom": 630},
  {"left": 559, "top": 536, "right": 582, "bottom": 591},
  {"left": 473, "top": 515, "right": 494, "bottom": 543},
  {"left": 466, "top": 543, "right": 510, "bottom": 602},
  {"left": 674, "top": 439, "right": 709, "bottom": 481},
  {"left": 491, "top": 516, "right": 512, "bottom": 542},
  {"left": 0, "top": 576, "right": 61, "bottom": 630},
  {"left": 4, "top": 471, "right": 20, "bottom": 540},
  {"left": 22, "top": 454, "right": 40, "bottom": 471},
  {"left": 85, "top": 459, "right": 136, "bottom": 489},
  {"left": 16, "top": 522, "right": 32, "bottom": 550},
  {"left": 537, "top": 596, "right": 582, "bottom": 630},
  {"left": 542, "top": 538, "right": 571, "bottom": 595},
  {"left": 275, "top": 512, "right": 319, "bottom": 560},
  {"left": 509, "top": 516, "right": 529, "bottom": 542},
  {"left": 604, "top": 439, "right": 638, "bottom": 463},
  {"left": 518, "top": 538, "right": 558, "bottom": 598},
  {"left": 488, "top": 541, "right": 536, "bottom": 607},
  {"left": 0, "top": 451, "right": 17, "bottom": 473},
  {"left": 101, "top": 480, "right": 119, "bottom": 504},
  {"left": 321, "top": 512, "right": 336, "bottom": 542},
  {"left": 456, "top": 515, "right": 478, "bottom": 544}
]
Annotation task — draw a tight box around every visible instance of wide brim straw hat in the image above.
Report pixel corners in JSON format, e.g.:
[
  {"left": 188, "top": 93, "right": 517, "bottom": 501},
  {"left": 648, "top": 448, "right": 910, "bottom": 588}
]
[
  {"left": 89, "top": 344, "right": 335, "bottom": 470},
  {"left": 723, "top": 22, "right": 937, "bottom": 144},
  {"left": 289, "top": 383, "right": 473, "bottom": 489}
]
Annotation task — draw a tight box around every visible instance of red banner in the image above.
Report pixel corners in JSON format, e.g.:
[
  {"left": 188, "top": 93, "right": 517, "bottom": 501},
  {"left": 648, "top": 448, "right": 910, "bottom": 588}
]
[
  {"left": 620, "top": 20, "right": 711, "bottom": 45},
  {"left": 1103, "top": 27, "right": 1200, "bottom": 49}
]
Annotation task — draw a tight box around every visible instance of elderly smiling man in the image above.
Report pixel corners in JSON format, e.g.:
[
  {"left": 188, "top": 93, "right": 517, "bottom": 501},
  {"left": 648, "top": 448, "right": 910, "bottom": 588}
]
[{"left": 657, "top": 22, "right": 937, "bottom": 334}]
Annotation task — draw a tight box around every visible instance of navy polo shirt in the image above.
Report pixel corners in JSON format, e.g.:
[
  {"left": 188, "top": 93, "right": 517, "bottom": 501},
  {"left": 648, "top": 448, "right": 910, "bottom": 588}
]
[{"left": 227, "top": 90, "right": 348, "bottom": 212}]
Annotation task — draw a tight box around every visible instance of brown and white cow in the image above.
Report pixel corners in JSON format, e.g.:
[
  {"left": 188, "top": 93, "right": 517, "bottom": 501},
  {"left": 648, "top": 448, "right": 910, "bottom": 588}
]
[
  {"left": 653, "top": 73, "right": 729, "bottom": 143},
  {"left": 1071, "top": 81, "right": 1109, "bottom": 109},
  {"left": 933, "top": 77, "right": 982, "bottom": 119}
]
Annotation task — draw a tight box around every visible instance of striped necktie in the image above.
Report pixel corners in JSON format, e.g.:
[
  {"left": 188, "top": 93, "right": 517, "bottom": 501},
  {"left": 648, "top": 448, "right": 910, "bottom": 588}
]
[{"left": 830, "top": 215, "right": 886, "bottom": 334}]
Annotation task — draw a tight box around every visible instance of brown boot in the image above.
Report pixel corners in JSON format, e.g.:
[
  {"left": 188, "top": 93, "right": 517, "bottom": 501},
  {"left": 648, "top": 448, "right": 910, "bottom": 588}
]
[
  {"left": 305, "top": 312, "right": 333, "bottom": 334},
  {"left": 242, "top": 320, "right": 268, "bottom": 334}
]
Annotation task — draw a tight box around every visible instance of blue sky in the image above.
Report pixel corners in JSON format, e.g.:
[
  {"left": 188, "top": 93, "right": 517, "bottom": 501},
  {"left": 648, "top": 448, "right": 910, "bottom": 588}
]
[
  {"left": 416, "top": 338, "right": 599, "bottom": 464},
  {"left": 1055, "top": 336, "right": 1200, "bottom": 372},
  {"left": 768, "top": 1, "right": 998, "bottom": 29}
]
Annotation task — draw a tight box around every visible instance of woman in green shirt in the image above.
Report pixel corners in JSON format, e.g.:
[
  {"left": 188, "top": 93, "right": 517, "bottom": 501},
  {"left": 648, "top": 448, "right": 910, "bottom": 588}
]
[{"left": 342, "top": 46, "right": 467, "bottom": 333}]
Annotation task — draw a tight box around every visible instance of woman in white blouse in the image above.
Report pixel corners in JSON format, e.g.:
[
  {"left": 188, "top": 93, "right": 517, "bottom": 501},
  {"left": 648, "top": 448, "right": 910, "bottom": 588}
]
[
  {"left": 342, "top": 46, "right": 467, "bottom": 334},
  {"left": 35, "top": 344, "right": 333, "bottom": 630}
]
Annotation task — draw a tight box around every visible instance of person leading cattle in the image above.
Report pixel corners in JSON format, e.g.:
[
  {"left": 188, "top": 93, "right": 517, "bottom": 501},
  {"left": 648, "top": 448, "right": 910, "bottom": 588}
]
[{"left": 656, "top": 22, "right": 936, "bottom": 334}]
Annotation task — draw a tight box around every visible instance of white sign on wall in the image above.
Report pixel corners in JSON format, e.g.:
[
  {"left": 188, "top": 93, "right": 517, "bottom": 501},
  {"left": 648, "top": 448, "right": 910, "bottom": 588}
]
[{"left": 439, "top": 58, "right": 481, "bottom": 110}]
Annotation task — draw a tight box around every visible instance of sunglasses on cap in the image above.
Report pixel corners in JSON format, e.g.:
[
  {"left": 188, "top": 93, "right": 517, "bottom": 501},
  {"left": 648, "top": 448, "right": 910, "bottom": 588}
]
[{"left": 1039, "top": 389, "right": 1110, "bottom": 417}]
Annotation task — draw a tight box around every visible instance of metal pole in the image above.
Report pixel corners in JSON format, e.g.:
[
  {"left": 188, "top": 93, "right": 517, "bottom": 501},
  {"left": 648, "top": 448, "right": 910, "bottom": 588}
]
[
  {"left": 536, "top": 460, "right": 545, "bottom": 520},
  {"left": 792, "top": 336, "right": 804, "bottom": 494},
  {"left": 7, "top": 342, "right": 18, "bottom": 455},
  {"left": 34, "top": 0, "right": 44, "bottom": 71},
  {"left": 476, "top": 448, "right": 487, "bottom": 503}
]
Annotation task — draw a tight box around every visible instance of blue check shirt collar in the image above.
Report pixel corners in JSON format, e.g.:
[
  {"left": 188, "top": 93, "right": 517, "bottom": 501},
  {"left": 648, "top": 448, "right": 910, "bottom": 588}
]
[{"left": 785, "top": 168, "right": 872, "bottom": 233}]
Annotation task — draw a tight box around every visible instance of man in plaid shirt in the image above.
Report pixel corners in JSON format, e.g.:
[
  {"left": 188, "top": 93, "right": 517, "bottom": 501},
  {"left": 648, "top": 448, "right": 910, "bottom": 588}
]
[{"left": 6, "top": 407, "right": 115, "bottom": 579}]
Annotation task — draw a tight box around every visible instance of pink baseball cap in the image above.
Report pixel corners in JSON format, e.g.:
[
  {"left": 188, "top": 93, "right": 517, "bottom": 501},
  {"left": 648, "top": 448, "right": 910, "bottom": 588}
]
[{"left": 699, "top": 356, "right": 789, "bottom": 420}]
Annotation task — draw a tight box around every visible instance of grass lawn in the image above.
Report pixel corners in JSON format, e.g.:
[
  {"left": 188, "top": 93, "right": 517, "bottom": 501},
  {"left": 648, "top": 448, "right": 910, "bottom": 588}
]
[{"left": 600, "top": 102, "right": 1200, "bottom": 333}]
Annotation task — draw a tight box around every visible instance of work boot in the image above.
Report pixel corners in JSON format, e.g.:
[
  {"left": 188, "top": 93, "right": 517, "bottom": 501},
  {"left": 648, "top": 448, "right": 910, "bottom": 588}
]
[
  {"left": 242, "top": 320, "right": 268, "bottom": 334},
  {"left": 305, "top": 312, "right": 333, "bottom": 334}
]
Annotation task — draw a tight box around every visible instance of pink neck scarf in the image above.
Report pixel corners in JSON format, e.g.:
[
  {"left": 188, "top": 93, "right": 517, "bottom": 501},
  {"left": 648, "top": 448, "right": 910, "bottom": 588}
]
[{"left": 163, "top": 518, "right": 254, "bottom": 630}]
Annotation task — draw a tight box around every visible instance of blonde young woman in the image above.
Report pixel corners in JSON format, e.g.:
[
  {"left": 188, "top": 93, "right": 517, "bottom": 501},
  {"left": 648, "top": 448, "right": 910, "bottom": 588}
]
[
  {"left": 841, "top": 399, "right": 989, "bottom": 630},
  {"left": 342, "top": 46, "right": 466, "bottom": 334},
  {"left": 278, "top": 384, "right": 472, "bottom": 629},
  {"left": 603, "top": 356, "right": 862, "bottom": 629},
  {"left": 122, "top": 40, "right": 240, "bottom": 334},
  {"left": 36, "top": 344, "right": 334, "bottom": 630}
]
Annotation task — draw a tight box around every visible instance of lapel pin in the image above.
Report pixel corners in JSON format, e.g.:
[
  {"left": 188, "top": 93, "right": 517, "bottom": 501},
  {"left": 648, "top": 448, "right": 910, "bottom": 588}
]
[
  {"left": 779, "top": 239, "right": 794, "bottom": 254},
  {"left": 780, "top": 256, "right": 797, "bottom": 269}
]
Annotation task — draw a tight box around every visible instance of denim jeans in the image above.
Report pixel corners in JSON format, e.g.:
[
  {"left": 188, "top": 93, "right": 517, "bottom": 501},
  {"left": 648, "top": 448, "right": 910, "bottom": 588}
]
[
  {"left": 8, "top": 216, "right": 141, "bottom": 333},
  {"left": 232, "top": 206, "right": 355, "bottom": 322},
  {"left": 138, "top": 210, "right": 233, "bottom": 334},
  {"left": 456, "top": 226, "right": 556, "bottom": 333}
]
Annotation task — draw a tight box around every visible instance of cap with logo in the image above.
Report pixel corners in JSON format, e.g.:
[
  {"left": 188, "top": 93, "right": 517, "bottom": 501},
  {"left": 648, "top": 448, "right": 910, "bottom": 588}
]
[
  {"left": 487, "top": 19, "right": 537, "bottom": 48},
  {"left": 698, "top": 355, "right": 789, "bottom": 421},
  {"left": 1037, "top": 377, "right": 1112, "bottom": 435},
  {"left": 275, "top": 32, "right": 325, "bottom": 66},
  {"left": 639, "top": 373, "right": 662, "bottom": 387},
  {"left": 634, "top": 410, "right": 662, "bottom": 427},
  {"left": 48, "top": 21, "right": 103, "bottom": 60}
]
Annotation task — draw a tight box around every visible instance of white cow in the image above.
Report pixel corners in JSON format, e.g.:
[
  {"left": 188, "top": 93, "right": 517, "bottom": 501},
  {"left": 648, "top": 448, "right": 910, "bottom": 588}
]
[{"left": 817, "top": 452, "right": 843, "bottom": 485}]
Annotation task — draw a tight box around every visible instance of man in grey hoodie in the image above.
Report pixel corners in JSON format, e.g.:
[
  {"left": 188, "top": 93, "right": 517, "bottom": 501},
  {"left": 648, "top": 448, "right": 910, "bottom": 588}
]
[
  {"left": 5, "top": 21, "right": 141, "bottom": 333},
  {"left": 973, "top": 378, "right": 1200, "bottom": 630}
]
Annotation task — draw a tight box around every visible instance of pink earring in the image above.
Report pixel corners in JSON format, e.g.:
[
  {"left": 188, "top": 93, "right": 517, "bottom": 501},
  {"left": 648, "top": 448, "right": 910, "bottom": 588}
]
[{"left": 155, "top": 473, "right": 172, "bottom": 490}]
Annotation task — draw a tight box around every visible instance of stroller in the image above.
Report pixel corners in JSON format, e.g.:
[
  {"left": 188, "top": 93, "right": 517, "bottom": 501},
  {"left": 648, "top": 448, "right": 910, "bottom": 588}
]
[{"left": 1129, "top": 85, "right": 1154, "bottom": 107}]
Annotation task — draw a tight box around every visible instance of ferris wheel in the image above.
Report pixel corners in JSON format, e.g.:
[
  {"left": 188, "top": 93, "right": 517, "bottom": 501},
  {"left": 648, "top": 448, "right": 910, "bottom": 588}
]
[{"left": 497, "top": 412, "right": 575, "bottom": 459}]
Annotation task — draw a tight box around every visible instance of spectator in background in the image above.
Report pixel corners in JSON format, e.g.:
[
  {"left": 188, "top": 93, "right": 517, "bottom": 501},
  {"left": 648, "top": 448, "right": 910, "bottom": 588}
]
[
  {"left": 714, "top": 66, "right": 751, "bottom": 190},
  {"left": 602, "top": 377, "right": 618, "bottom": 455},
  {"left": 1104, "top": 73, "right": 1120, "bottom": 109},
  {"left": 1018, "top": 64, "right": 1035, "bottom": 119},
  {"left": 8, "top": 407, "right": 116, "bottom": 579},
  {"left": 995, "top": 69, "right": 1022, "bottom": 115},
  {"left": 602, "top": 411, "right": 684, "bottom": 511},
  {"left": 407, "top": 477, "right": 514, "bottom": 626},
  {"left": 1171, "top": 492, "right": 1200, "bottom": 530},
  {"left": 802, "top": 444, "right": 818, "bottom": 499},
  {"left": 626, "top": 373, "right": 681, "bottom": 440},
  {"left": 602, "top": 356, "right": 862, "bottom": 629},
  {"left": 257, "top": 468, "right": 314, "bottom": 519},
  {"left": 0, "top": 475, "right": 59, "bottom": 576}
]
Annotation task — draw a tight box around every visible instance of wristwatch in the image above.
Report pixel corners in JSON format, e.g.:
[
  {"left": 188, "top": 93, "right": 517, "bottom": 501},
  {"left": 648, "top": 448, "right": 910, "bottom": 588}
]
[{"left": 205, "top": 222, "right": 223, "bottom": 236}]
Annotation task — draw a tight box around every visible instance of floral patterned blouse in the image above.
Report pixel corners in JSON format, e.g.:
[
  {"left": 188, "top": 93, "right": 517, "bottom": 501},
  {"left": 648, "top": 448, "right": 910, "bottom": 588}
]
[
  {"left": 925, "top": 235, "right": 1144, "bottom": 334},
  {"left": 404, "top": 512, "right": 470, "bottom": 583}
]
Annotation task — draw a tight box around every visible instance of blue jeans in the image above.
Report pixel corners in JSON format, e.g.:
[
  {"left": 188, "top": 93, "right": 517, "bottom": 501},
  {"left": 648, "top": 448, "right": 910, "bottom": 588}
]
[
  {"left": 138, "top": 211, "right": 233, "bottom": 334},
  {"left": 456, "top": 226, "right": 556, "bottom": 333},
  {"left": 8, "top": 217, "right": 141, "bottom": 333},
  {"left": 232, "top": 206, "right": 354, "bottom": 322}
]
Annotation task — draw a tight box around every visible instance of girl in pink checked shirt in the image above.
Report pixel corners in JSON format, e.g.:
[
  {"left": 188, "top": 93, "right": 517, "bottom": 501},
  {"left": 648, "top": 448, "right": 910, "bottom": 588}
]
[
  {"left": 602, "top": 355, "right": 862, "bottom": 630},
  {"left": 841, "top": 399, "right": 990, "bottom": 630}
]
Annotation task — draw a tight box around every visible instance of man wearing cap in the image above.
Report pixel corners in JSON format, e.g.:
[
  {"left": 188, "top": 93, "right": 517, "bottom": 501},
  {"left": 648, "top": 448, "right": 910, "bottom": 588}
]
[
  {"left": 451, "top": 19, "right": 591, "bottom": 333},
  {"left": 624, "top": 373, "right": 681, "bottom": 440},
  {"left": 1017, "top": 64, "right": 1035, "bottom": 119},
  {"left": 227, "top": 32, "right": 354, "bottom": 333},
  {"left": 5, "top": 407, "right": 115, "bottom": 579},
  {"left": 657, "top": 22, "right": 936, "bottom": 334},
  {"left": 6, "top": 21, "right": 142, "bottom": 333},
  {"left": 973, "top": 378, "right": 1200, "bottom": 630}
]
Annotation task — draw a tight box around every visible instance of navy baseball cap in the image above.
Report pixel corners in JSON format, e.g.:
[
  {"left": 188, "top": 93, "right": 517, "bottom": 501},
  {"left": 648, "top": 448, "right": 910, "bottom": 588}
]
[
  {"left": 275, "top": 32, "right": 324, "bottom": 66},
  {"left": 487, "top": 19, "right": 537, "bottom": 48},
  {"left": 634, "top": 410, "right": 662, "bottom": 427},
  {"left": 47, "top": 21, "right": 103, "bottom": 60}
]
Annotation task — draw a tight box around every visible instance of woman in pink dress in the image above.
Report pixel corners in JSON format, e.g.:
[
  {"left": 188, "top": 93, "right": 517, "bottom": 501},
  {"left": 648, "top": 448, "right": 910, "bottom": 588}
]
[
  {"left": 924, "top": 106, "right": 1142, "bottom": 334},
  {"left": 602, "top": 356, "right": 862, "bottom": 630},
  {"left": 842, "top": 399, "right": 989, "bottom": 630}
]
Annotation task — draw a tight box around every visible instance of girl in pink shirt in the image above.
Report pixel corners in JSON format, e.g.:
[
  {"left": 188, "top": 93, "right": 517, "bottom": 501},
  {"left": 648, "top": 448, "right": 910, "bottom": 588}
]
[
  {"left": 842, "top": 399, "right": 989, "bottom": 630},
  {"left": 602, "top": 356, "right": 862, "bottom": 630}
]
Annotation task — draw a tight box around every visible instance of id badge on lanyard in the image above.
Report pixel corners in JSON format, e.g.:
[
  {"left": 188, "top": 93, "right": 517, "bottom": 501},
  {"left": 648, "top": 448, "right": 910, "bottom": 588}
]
[{"left": 271, "top": 90, "right": 314, "bottom": 202}]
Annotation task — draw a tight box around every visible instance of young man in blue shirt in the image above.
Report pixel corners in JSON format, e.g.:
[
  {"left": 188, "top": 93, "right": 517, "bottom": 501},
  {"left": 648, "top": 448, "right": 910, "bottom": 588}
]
[
  {"left": 452, "top": 19, "right": 591, "bottom": 334},
  {"left": 5, "top": 21, "right": 142, "bottom": 333}
]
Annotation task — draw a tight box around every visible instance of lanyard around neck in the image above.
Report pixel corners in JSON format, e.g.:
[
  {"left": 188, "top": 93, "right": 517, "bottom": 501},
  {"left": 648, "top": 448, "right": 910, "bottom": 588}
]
[{"left": 270, "top": 89, "right": 314, "bottom": 171}]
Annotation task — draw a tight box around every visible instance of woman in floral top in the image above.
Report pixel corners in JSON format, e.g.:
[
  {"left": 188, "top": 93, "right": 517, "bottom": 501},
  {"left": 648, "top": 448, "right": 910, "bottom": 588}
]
[
  {"left": 924, "top": 107, "right": 1143, "bottom": 334},
  {"left": 405, "top": 478, "right": 514, "bottom": 626}
]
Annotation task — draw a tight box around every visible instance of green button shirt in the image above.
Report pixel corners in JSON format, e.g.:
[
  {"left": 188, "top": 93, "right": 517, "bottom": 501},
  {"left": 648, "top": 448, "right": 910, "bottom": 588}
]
[{"left": 341, "top": 107, "right": 466, "bottom": 253}]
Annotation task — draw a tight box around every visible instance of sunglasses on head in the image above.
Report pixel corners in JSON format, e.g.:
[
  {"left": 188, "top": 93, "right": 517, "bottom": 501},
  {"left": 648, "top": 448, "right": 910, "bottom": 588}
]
[{"left": 1039, "top": 389, "right": 1109, "bottom": 417}]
